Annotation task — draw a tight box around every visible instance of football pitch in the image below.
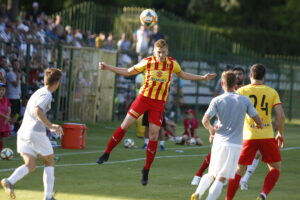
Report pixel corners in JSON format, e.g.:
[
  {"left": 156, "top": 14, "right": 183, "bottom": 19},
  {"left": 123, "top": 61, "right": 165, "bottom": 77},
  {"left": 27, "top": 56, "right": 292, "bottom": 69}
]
[{"left": 0, "top": 121, "right": 299, "bottom": 200}]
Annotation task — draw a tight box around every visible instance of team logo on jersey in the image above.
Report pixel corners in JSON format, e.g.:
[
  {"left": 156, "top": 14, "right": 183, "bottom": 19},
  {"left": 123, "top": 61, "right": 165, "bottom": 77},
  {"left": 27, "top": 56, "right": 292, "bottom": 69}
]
[{"left": 157, "top": 71, "right": 163, "bottom": 77}]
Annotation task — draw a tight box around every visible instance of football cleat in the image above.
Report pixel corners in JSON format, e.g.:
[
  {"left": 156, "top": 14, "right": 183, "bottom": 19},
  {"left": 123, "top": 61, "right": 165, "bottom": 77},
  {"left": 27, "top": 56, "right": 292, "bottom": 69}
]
[
  {"left": 159, "top": 145, "right": 166, "bottom": 151},
  {"left": 96, "top": 153, "right": 110, "bottom": 164},
  {"left": 191, "top": 176, "right": 201, "bottom": 186},
  {"left": 141, "top": 143, "right": 147, "bottom": 150},
  {"left": 45, "top": 197, "right": 57, "bottom": 200},
  {"left": 191, "top": 193, "right": 199, "bottom": 200},
  {"left": 141, "top": 168, "right": 149, "bottom": 186},
  {"left": 256, "top": 193, "right": 266, "bottom": 200},
  {"left": 1, "top": 178, "right": 16, "bottom": 199},
  {"left": 240, "top": 181, "right": 248, "bottom": 190}
]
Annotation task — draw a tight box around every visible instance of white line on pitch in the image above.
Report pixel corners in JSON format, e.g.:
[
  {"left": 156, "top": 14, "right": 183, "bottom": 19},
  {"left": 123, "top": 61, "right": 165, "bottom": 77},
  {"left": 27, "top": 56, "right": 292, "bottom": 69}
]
[{"left": 0, "top": 154, "right": 206, "bottom": 173}]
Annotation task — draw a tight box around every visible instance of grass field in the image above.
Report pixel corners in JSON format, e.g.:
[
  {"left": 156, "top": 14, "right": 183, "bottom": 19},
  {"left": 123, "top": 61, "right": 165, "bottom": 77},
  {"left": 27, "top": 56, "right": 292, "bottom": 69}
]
[{"left": 0, "top": 121, "right": 300, "bottom": 200}]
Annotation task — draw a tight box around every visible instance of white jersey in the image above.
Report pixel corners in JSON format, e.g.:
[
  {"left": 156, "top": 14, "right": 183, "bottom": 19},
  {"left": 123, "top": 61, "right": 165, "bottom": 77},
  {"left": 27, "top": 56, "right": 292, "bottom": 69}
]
[{"left": 18, "top": 87, "right": 52, "bottom": 140}]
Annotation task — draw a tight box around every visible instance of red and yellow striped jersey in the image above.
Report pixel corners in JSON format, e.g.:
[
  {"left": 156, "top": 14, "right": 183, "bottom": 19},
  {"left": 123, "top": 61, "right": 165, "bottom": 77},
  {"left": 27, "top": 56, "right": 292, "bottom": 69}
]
[{"left": 133, "top": 56, "right": 182, "bottom": 101}]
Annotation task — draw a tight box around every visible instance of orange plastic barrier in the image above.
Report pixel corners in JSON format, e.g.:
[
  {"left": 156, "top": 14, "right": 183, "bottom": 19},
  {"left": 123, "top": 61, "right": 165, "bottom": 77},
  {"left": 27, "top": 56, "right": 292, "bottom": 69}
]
[{"left": 61, "top": 123, "right": 88, "bottom": 149}]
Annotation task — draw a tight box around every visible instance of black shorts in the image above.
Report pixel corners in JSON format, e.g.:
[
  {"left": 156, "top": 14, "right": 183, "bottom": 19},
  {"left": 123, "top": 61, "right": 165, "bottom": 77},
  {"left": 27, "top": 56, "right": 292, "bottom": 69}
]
[
  {"left": 9, "top": 99, "right": 21, "bottom": 115},
  {"left": 142, "top": 111, "right": 166, "bottom": 128}
]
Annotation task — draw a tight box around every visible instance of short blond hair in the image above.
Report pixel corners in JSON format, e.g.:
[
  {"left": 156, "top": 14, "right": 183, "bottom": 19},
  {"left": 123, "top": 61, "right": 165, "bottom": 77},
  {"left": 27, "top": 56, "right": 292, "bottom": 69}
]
[
  {"left": 154, "top": 39, "right": 168, "bottom": 49},
  {"left": 221, "top": 71, "right": 236, "bottom": 89}
]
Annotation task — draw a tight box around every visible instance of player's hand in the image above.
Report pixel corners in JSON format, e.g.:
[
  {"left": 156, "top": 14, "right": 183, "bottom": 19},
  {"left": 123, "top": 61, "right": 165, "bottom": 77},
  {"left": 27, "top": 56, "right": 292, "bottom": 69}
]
[
  {"left": 275, "top": 133, "right": 284, "bottom": 148},
  {"left": 99, "top": 62, "right": 108, "bottom": 70},
  {"left": 50, "top": 124, "right": 64, "bottom": 136},
  {"left": 209, "top": 135, "right": 214, "bottom": 143},
  {"left": 203, "top": 73, "right": 217, "bottom": 81}
]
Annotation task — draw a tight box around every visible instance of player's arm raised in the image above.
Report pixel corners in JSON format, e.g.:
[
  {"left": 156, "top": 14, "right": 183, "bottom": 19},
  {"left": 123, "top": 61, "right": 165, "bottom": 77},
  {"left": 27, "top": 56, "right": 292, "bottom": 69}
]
[
  {"left": 99, "top": 62, "right": 139, "bottom": 77},
  {"left": 34, "top": 106, "right": 63, "bottom": 135},
  {"left": 176, "top": 71, "right": 217, "bottom": 81},
  {"left": 273, "top": 104, "right": 285, "bottom": 148}
]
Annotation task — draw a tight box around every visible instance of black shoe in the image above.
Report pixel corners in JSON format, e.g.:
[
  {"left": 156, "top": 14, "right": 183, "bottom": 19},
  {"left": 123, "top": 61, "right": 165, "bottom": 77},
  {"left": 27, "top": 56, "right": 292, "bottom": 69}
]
[
  {"left": 141, "top": 168, "right": 149, "bottom": 186},
  {"left": 256, "top": 194, "right": 266, "bottom": 200},
  {"left": 96, "top": 153, "right": 110, "bottom": 164}
]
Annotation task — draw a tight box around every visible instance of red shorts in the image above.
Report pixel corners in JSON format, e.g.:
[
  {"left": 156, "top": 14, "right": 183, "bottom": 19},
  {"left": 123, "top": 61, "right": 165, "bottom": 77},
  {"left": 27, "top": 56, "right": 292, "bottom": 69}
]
[
  {"left": 128, "top": 95, "right": 165, "bottom": 126},
  {"left": 239, "top": 138, "right": 281, "bottom": 165}
]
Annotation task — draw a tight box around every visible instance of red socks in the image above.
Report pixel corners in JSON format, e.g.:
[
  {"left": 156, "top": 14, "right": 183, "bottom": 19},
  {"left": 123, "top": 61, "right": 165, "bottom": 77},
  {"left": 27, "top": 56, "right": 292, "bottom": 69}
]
[
  {"left": 196, "top": 153, "right": 211, "bottom": 177},
  {"left": 262, "top": 168, "right": 280, "bottom": 195},
  {"left": 0, "top": 140, "right": 3, "bottom": 151},
  {"left": 226, "top": 174, "right": 242, "bottom": 200},
  {"left": 104, "top": 126, "right": 126, "bottom": 154},
  {"left": 144, "top": 140, "right": 158, "bottom": 170}
]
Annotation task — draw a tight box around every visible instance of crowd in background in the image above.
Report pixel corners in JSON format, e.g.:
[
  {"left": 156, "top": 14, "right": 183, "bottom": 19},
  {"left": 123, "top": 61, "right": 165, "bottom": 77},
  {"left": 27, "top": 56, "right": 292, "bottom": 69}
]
[{"left": 0, "top": 1, "right": 183, "bottom": 147}]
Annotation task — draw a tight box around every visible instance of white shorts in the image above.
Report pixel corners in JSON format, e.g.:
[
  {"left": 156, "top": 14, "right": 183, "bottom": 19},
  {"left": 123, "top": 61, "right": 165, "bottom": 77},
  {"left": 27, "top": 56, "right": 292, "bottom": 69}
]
[
  {"left": 208, "top": 142, "right": 242, "bottom": 179},
  {"left": 17, "top": 135, "right": 53, "bottom": 158}
]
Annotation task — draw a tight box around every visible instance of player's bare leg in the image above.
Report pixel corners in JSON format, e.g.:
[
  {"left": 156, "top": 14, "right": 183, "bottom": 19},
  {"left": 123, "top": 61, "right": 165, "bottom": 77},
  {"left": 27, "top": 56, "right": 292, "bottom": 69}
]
[
  {"left": 141, "top": 122, "right": 160, "bottom": 186},
  {"left": 257, "top": 161, "right": 281, "bottom": 200},
  {"left": 41, "top": 154, "right": 56, "bottom": 200},
  {"left": 1, "top": 153, "right": 35, "bottom": 199},
  {"left": 97, "top": 114, "right": 137, "bottom": 164}
]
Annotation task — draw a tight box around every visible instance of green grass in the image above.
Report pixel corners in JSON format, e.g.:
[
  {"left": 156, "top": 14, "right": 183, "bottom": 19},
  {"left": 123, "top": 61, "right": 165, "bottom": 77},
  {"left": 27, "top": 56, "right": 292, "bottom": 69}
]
[{"left": 0, "top": 121, "right": 300, "bottom": 200}]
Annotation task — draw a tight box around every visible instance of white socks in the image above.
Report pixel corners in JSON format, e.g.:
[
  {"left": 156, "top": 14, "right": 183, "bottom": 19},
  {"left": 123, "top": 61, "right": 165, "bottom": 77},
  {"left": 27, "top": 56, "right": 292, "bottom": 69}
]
[
  {"left": 159, "top": 140, "right": 165, "bottom": 146},
  {"left": 7, "top": 165, "right": 29, "bottom": 185},
  {"left": 241, "top": 158, "right": 260, "bottom": 183},
  {"left": 43, "top": 166, "right": 55, "bottom": 199},
  {"left": 195, "top": 174, "right": 214, "bottom": 198},
  {"left": 144, "top": 138, "right": 149, "bottom": 145},
  {"left": 206, "top": 180, "right": 224, "bottom": 200}
]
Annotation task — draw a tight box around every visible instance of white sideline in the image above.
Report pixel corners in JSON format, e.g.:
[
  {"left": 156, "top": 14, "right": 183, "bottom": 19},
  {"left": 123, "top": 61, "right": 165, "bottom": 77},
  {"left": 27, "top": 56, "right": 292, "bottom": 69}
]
[
  {"left": 0, "top": 146, "right": 299, "bottom": 173},
  {"left": 0, "top": 154, "right": 206, "bottom": 173}
]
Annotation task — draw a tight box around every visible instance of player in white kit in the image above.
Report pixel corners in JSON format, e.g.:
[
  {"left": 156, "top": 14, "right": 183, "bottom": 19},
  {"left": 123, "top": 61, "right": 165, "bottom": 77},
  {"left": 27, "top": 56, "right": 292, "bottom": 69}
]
[
  {"left": 1, "top": 68, "right": 63, "bottom": 200},
  {"left": 191, "top": 71, "right": 263, "bottom": 200}
]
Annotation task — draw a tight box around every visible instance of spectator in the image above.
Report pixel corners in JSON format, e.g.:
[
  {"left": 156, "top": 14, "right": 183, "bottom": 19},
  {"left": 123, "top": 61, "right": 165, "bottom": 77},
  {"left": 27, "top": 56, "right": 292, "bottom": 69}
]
[
  {"left": 27, "top": 2, "right": 42, "bottom": 23},
  {"left": 0, "top": 82, "right": 11, "bottom": 151},
  {"left": 6, "top": 58, "right": 21, "bottom": 131},
  {"left": 95, "top": 32, "right": 106, "bottom": 48},
  {"left": 133, "top": 25, "right": 150, "bottom": 61},
  {"left": 104, "top": 32, "right": 116, "bottom": 50},
  {"left": 117, "top": 33, "right": 131, "bottom": 53},
  {"left": 148, "top": 24, "right": 165, "bottom": 54},
  {"left": 53, "top": 15, "right": 64, "bottom": 39},
  {"left": 176, "top": 109, "right": 203, "bottom": 145},
  {"left": 0, "top": 56, "right": 8, "bottom": 83},
  {"left": 117, "top": 33, "right": 132, "bottom": 67}
]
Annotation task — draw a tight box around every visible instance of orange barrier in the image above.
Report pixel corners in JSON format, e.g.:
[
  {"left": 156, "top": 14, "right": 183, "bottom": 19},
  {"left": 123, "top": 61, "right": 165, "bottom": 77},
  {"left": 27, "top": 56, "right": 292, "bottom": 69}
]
[{"left": 62, "top": 123, "right": 88, "bottom": 149}]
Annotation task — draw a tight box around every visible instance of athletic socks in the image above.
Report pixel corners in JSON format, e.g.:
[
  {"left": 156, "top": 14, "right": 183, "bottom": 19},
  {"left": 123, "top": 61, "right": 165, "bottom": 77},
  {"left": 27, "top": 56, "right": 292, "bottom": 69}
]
[
  {"left": 196, "top": 153, "right": 211, "bottom": 177},
  {"left": 43, "top": 166, "right": 55, "bottom": 199},
  {"left": 241, "top": 158, "right": 260, "bottom": 183},
  {"left": 261, "top": 168, "right": 280, "bottom": 196},
  {"left": 7, "top": 165, "right": 29, "bottom": 185},
  {"left": 0, "top": 140, "right": 3, "bottom": 151},
  {"left": 206, "top": 180, "right": 224, "bottom": 200},
  {"left": 195, "top": 173, "right": 214, "bottom": 198},
  {"left": 226, "top": 173, "right": 242, "bottom": 200},
  {"left": 144, "top": 140, "right": 158, "bottom": 170},
  {"left": 104, "top": 126, "right": 126, "bottom": 154},
  {"left": 159, "top": 140, "right": 165, "bottom": 146}
]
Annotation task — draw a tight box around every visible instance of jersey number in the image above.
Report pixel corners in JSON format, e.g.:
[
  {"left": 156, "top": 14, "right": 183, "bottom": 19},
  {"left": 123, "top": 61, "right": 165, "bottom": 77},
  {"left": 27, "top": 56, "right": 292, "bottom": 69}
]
[{"left": 249, "top": 94, "right": 269, "bottom": 116}]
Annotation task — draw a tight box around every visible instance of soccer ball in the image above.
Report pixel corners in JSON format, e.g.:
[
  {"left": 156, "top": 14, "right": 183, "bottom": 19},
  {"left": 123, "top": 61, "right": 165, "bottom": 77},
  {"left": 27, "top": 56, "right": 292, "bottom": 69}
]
[
  {"left": 124, "top": 138, "right": 135, "bottom": 148},
  {"left": 140, "top": 9, "right": 158, "bottom": 27},
  {"left": 0, "top": 148, "right": 14, "bottom": 160},
  {"left": 187, "top": 138, "right": 197, "bottom": 146}
]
